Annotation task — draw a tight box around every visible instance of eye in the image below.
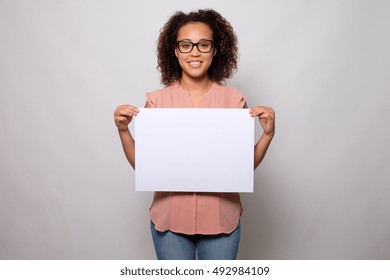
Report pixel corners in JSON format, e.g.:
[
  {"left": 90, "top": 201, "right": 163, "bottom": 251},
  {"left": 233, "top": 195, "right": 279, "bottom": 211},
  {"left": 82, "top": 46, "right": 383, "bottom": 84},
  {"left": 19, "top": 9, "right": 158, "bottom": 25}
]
[{"left": 179, "top": 42, "right": 191, "bottom": 49}]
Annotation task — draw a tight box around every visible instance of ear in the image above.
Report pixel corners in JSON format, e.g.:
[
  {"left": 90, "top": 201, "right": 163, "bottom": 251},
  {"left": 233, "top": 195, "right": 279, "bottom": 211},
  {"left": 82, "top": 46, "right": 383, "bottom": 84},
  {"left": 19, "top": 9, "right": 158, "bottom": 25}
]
[
  {"left": 175, "top": 48, "right": 179, "bottom": 58},
  {"left": 213, "top": 48, "right": 217, "bottom": 57}
]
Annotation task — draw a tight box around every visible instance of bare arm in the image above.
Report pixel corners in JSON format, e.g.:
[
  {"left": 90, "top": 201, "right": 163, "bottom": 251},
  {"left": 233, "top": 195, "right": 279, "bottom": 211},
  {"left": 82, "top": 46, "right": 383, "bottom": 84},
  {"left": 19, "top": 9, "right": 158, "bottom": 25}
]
[
  {"left": 253, "top": 131, "right": 274, "bottom": 170},
  {"left": 114, "top": 101, "right": 151, "bottom": 169},
  {"left": 245, "top": 103, "right": 275, "bottom": 170}
]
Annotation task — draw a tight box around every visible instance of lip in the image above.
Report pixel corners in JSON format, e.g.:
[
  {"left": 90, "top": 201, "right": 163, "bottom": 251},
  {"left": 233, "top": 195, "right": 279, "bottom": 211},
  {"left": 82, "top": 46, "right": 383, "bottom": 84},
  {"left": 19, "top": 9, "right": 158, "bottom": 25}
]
[{"left": 188, "top": 61, "right": 203, "bottom": 67}]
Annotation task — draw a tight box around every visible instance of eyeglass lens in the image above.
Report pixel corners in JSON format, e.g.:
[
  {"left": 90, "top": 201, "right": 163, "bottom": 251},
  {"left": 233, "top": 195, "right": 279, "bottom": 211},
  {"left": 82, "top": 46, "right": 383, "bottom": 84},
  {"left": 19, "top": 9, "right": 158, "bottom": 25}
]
[{"left": 177, "top": 40, "right": 213, "bottom": 53}]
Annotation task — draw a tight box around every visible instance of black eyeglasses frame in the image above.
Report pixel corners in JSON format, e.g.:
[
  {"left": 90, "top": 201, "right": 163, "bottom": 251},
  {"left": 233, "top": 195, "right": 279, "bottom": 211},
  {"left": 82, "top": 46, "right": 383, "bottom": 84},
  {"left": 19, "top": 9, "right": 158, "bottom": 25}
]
[{"left": 176, "top": 40, "right": 214, "bottom": 54}]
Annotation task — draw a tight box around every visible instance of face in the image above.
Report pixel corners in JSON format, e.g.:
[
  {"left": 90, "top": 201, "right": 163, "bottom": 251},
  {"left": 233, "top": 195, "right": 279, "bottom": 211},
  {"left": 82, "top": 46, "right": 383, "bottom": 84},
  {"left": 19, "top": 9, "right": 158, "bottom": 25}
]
[{"left": 175, "top": 22, "right": 216, "bottom": 81}]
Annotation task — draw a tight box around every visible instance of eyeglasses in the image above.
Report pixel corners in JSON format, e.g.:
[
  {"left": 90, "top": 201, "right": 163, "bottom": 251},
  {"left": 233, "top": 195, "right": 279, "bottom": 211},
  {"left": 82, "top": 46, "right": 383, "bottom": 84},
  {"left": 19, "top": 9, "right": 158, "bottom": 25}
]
[{"left": 176, "top": 40, "right": 214, "bottom": 53}]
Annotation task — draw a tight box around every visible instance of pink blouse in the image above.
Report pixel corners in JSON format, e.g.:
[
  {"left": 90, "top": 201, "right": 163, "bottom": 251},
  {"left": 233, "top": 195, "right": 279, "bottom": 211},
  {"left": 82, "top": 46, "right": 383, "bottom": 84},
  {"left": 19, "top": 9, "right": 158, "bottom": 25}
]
[{"left": 146, "top": 82, "right": 246, "bottom": 235}]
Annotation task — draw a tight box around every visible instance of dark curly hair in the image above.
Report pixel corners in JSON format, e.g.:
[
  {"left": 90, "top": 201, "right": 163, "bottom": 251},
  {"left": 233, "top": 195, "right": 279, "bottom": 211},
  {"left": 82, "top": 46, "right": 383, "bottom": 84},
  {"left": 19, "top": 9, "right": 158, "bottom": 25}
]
[{"left": 157, "top": 9, "right": 238, "bottom": 85}]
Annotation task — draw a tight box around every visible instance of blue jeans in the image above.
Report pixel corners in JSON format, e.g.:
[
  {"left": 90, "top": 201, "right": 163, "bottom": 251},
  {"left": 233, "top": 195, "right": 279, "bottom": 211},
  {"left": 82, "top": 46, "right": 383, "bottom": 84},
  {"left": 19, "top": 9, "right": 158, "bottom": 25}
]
[{"left": 150, "top": 221, "right": 240, "bottom": 260}]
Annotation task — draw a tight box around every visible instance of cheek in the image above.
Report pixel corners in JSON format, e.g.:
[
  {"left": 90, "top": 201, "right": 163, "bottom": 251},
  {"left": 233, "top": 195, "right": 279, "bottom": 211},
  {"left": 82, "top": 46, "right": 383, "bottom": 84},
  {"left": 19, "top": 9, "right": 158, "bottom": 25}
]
[
  {"left": 205, "top": 54, "right": 214, "bottom": 63},
  {"left": 176, "top": 54, "right": 186, "bottom": 65}
]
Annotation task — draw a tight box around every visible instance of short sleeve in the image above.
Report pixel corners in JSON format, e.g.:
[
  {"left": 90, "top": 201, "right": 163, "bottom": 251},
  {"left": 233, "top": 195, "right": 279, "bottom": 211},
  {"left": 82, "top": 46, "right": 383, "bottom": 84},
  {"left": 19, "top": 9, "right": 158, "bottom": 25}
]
[
  {"left": 228, "top": 87, "right": 247, "bottom": 108},
  {"left": 210, "top": 83, "right": 246, "bottom": 108},
  {"left": 146, "top": 91, "right": 161, "bottom": 108},
  {"left": 238, "top": 93, "right": 247, "bottom": 108}
]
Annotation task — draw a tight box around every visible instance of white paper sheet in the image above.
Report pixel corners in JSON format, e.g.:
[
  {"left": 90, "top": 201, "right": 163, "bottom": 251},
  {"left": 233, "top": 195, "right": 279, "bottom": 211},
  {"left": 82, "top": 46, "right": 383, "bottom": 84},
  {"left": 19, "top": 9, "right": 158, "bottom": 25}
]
[{"left": 134, "top": 108, "right": 254, "bottom": 192}]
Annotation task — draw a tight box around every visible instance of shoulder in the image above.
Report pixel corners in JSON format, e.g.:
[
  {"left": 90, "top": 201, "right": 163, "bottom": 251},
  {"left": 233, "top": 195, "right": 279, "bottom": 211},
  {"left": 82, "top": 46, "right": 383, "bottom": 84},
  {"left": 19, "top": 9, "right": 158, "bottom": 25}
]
[
  {"left": 213, "top": 83, "right": 246, "bottom": 108},
  {"left": 214, "top": 83, "right": 244, "bottom": 96},
  {"left": 146, "top": 83, "right": 179, "bottom": 108},
  {"left": 148, "top": 83, "right": 177, "bottom": 96}
]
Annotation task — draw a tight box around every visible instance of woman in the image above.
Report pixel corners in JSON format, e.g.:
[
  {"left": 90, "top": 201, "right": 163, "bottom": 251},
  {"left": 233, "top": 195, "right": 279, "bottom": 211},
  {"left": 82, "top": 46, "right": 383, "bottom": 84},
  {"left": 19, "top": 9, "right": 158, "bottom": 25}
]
[{"left": 114, "top": 9, "right": 275, "bottom": 260}]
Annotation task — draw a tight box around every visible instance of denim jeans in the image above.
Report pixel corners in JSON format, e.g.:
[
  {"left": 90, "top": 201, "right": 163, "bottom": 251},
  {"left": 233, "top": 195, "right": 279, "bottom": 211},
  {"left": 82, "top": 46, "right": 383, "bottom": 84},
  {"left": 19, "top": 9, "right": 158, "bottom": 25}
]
[{"left": 150, "top": 221, "right": 240, "bottom": 260}]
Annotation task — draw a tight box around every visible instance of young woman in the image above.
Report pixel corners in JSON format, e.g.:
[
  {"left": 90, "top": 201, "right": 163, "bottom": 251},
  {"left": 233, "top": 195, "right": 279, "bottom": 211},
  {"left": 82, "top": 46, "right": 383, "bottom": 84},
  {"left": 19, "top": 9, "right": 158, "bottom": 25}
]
[{"left": 114, "top": 9, "right": 275, "bottom": 260}]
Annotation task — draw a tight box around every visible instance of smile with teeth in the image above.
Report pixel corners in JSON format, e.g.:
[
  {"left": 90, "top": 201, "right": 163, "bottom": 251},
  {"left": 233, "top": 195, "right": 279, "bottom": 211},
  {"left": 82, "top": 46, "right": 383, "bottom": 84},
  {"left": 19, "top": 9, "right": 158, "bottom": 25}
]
[{"left": 188, "top": 61, "right": 202, "bottom": 66}]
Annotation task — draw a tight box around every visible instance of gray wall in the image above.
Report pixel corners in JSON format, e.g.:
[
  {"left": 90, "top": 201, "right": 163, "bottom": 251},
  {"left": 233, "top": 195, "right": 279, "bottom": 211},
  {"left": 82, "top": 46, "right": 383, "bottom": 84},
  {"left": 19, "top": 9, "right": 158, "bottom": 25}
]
[{"left": 1, "top": 0, "right": 389, "bottom": 259}]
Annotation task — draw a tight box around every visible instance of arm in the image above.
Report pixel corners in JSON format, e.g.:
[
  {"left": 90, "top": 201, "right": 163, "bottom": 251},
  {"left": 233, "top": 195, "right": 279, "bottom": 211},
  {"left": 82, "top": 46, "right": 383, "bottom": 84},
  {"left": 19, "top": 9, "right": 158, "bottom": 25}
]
[
  {"left": 246, "top": 104, "right": 275, "bottom": 170},
  {"left": 114, "top": 102, "right": 151, "bottom": 169}
]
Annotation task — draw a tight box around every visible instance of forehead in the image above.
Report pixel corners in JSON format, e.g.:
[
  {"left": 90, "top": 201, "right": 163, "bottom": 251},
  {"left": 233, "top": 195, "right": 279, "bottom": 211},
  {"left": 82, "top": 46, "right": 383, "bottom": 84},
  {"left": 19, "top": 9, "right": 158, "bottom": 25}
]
[{"left": 177, "top": 22, "right": 213, "bottom": 40}]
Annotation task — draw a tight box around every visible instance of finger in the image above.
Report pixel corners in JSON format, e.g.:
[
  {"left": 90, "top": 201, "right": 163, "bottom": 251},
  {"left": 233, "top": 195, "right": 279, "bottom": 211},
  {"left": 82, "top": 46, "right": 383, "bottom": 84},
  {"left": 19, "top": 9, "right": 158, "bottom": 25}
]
[
  {"left": 249, "top": 107, "right": 265, "bottom": 117},
  {"left": 252, "top": 107, "right": 275, "bottom": 118},
  {"left": 115, "top": 116, "right": 129, "bottom": 122},
  {"left": 249, "top": 106, "right": 262, "bottom": 114},
  {"left": 115, "top": 105, "right": 140, "bottom": 115},
  {"left": 259, "top": 113, "right": 270, "bottom": 119},
  {"left": 115, "top": 107, "right": 139, "bottom": 117},
  {"left": 116, "top": 104, "right": 140, "bottom": 110},
  {"left": 121, "top": 110, "right": 138, "bottom": 117}
]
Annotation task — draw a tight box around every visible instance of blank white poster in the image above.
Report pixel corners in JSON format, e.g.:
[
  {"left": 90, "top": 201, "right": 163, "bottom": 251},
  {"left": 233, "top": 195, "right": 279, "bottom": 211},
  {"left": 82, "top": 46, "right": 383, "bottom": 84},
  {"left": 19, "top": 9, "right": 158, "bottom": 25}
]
[{"left": 135, "top": 108, "right": 254, "bottom": 192}]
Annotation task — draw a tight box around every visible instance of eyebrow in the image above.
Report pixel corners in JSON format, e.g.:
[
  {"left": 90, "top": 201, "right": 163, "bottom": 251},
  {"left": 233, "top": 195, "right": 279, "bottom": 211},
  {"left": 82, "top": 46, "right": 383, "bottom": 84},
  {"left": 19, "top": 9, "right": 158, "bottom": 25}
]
[{"left": 178, "top": 38, "right": 213, "bottom": 42}]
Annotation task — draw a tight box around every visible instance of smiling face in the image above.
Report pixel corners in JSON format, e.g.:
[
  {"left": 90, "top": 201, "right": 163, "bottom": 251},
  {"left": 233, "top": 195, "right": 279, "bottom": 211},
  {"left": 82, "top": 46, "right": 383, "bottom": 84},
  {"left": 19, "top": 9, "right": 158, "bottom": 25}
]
[{"left": 175, "top": 22, "right": 216, "bottom": 82}]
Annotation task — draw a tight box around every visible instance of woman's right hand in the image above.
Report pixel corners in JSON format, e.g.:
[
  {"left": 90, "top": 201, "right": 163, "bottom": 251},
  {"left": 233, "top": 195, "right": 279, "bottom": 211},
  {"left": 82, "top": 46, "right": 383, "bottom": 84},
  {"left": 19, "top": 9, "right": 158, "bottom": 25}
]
[{"left": 114, "top": 104, "right": 140, "bottom": 132}]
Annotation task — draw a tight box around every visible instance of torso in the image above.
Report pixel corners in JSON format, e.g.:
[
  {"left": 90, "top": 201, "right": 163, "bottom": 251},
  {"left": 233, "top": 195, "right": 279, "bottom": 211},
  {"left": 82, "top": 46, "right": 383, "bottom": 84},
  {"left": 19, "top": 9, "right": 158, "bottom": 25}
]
[
  {"left": 180, "top": 79, "right": 214, "bottom": 108},
  {"left": 145, "top": 81, "right": 247, "bottom": 235}
]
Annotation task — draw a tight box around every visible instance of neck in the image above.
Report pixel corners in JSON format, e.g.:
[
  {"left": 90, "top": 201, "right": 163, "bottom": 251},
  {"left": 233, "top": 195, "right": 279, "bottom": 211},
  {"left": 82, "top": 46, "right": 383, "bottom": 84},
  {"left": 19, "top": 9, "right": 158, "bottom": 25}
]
[{"left": 179, "top": 75, "right": 213, "bottom": 94}]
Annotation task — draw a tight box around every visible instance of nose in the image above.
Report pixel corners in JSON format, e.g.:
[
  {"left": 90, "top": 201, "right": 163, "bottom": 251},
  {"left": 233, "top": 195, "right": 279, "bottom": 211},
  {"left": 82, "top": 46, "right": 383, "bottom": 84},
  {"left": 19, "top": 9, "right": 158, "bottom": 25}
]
[{"left": 190, "top": 45, "right": 201, "bottom": 56}]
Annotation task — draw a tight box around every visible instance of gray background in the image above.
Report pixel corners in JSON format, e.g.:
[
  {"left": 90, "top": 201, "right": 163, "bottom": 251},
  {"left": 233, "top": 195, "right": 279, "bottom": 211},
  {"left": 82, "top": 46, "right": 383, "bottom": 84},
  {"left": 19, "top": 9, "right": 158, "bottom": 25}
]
[{"left": 1, "top": 0, "right": 389, "bottom": 259}]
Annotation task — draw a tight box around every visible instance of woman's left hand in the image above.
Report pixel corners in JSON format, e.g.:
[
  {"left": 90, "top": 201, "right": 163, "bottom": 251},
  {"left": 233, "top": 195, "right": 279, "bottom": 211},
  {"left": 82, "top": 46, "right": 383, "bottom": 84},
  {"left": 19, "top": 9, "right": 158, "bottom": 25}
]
[{"left": 249, "top": 106, "right": 275, "bottom": 137}]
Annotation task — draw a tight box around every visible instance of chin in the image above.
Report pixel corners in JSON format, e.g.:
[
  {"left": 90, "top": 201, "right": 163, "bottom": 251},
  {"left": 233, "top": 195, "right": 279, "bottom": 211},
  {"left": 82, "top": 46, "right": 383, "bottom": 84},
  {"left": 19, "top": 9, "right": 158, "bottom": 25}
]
[{"left": 184, "top": 70, "right": 208, "bottom": 79}]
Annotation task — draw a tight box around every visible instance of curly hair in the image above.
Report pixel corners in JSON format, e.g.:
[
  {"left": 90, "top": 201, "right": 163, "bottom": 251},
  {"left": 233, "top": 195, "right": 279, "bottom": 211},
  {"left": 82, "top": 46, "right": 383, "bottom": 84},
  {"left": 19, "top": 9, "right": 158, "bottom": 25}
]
[{"left": 157, "top": 9, "right": 238, "bottom": 85}]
